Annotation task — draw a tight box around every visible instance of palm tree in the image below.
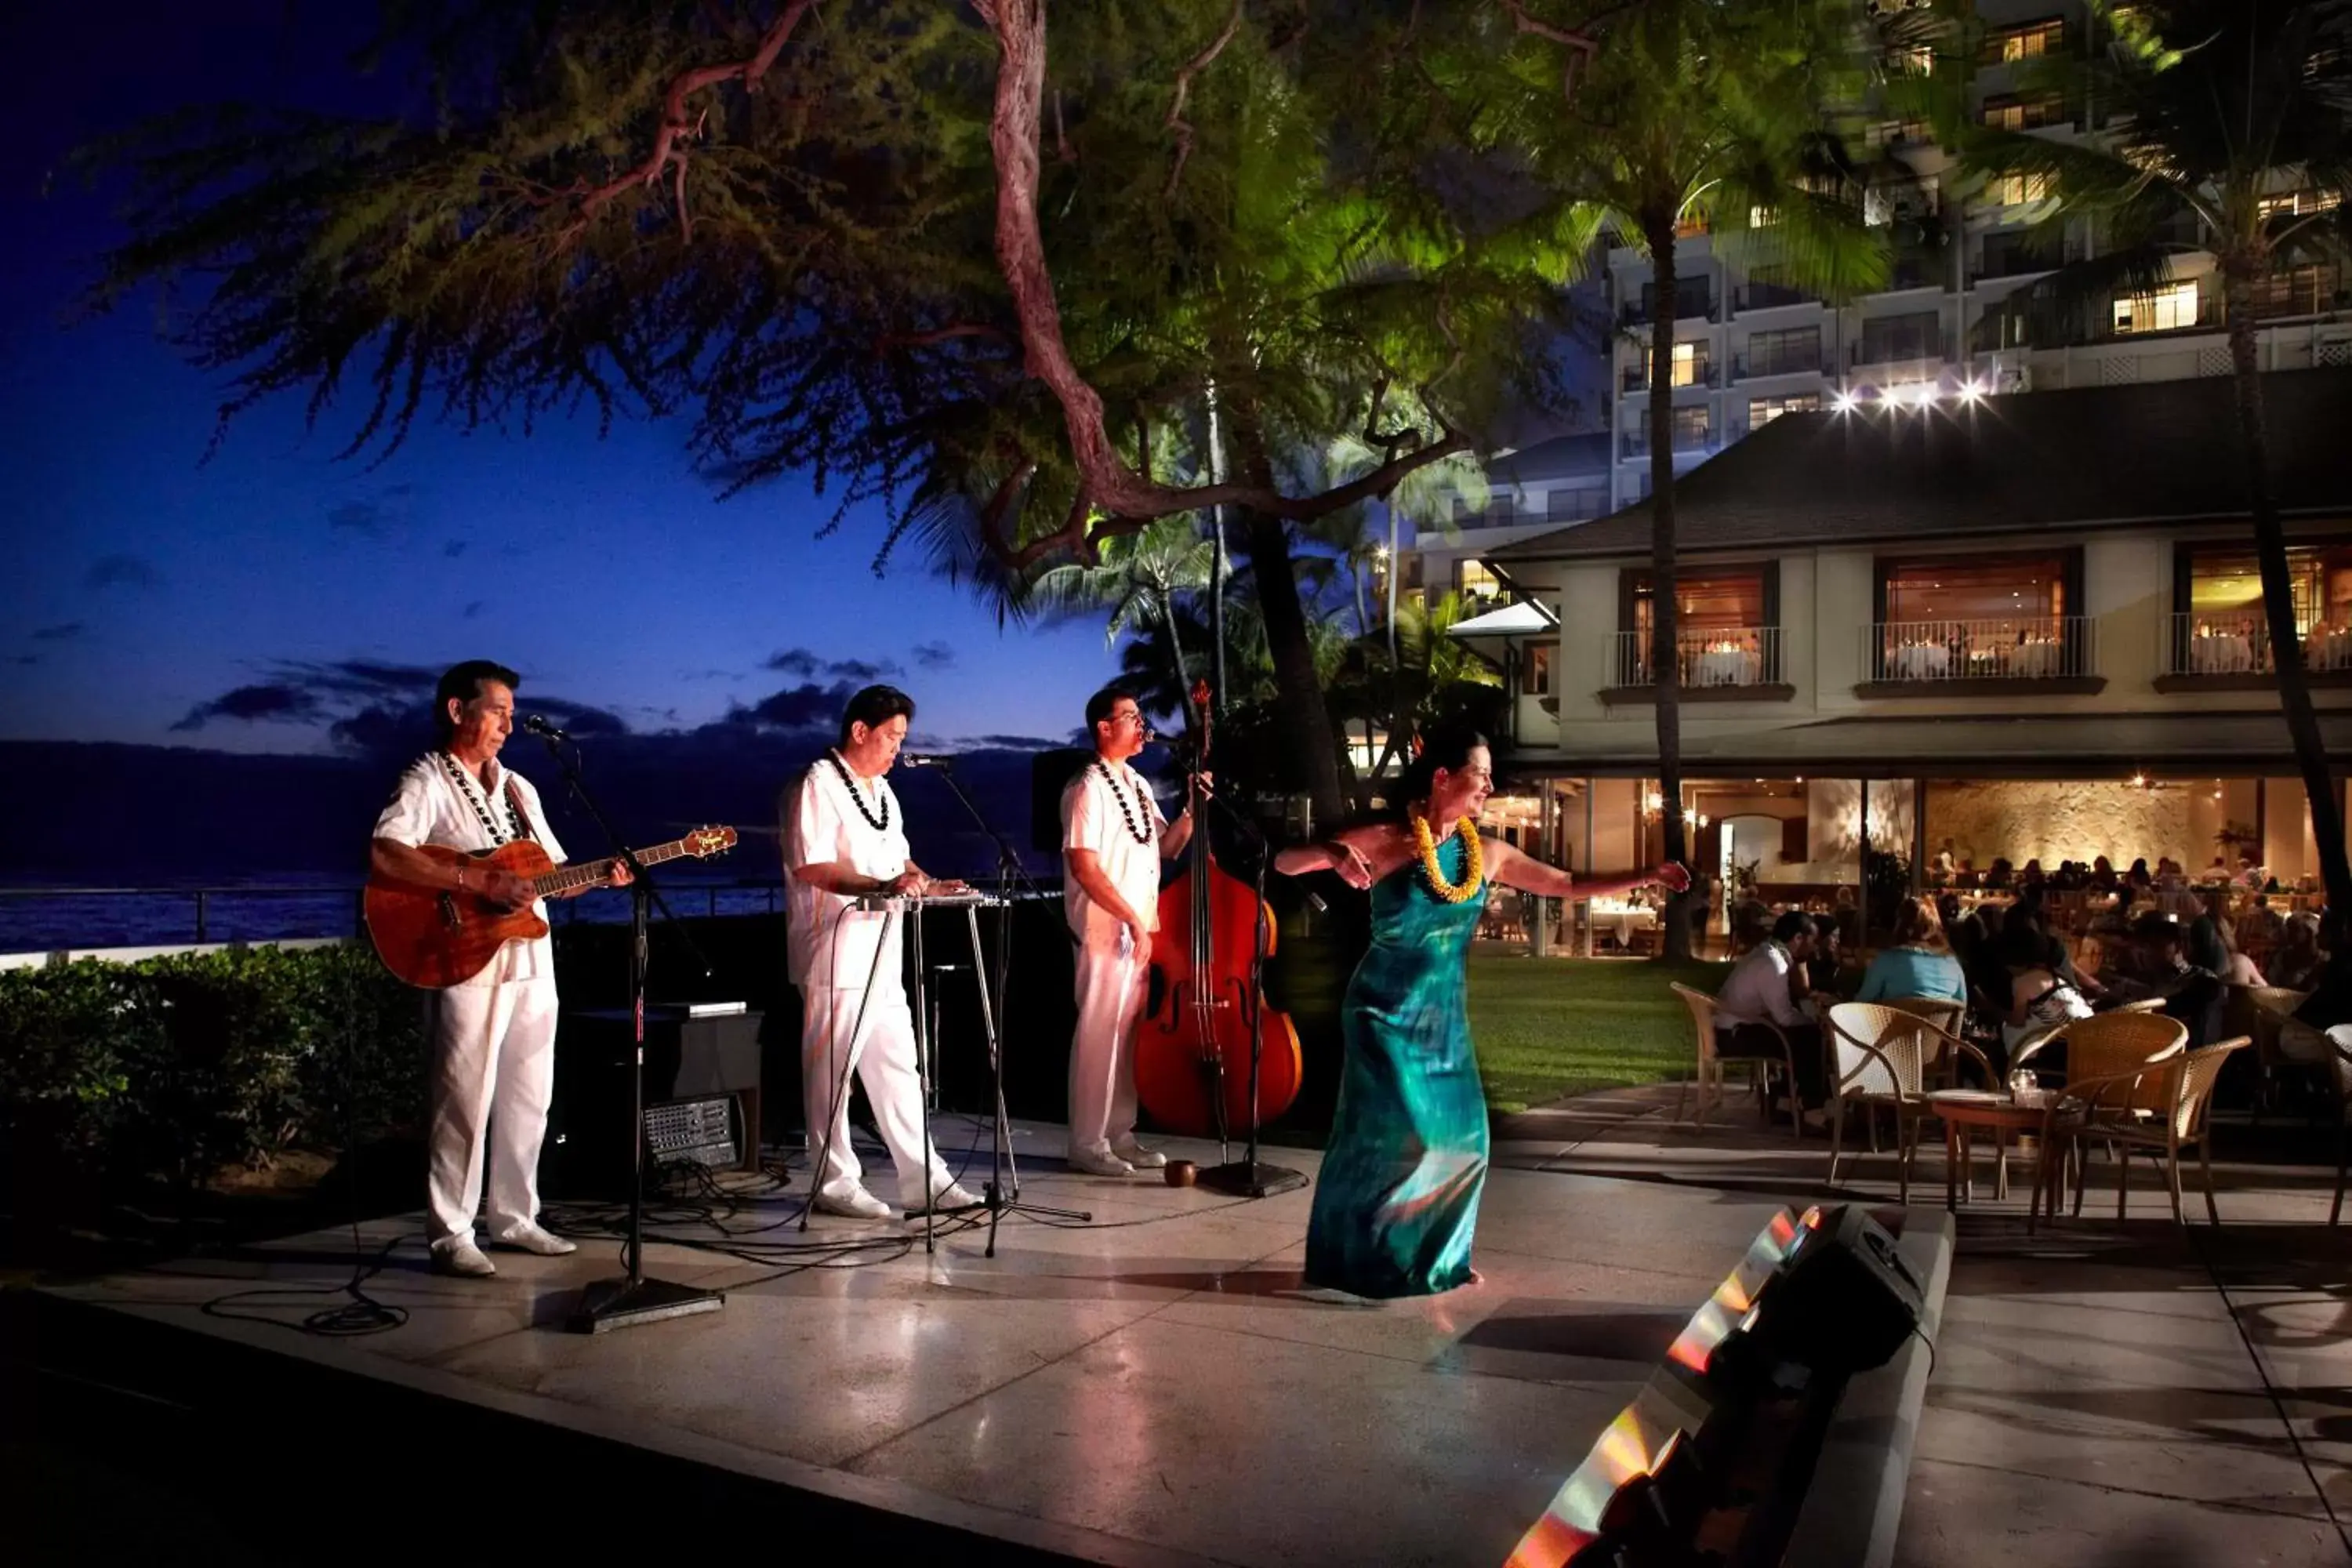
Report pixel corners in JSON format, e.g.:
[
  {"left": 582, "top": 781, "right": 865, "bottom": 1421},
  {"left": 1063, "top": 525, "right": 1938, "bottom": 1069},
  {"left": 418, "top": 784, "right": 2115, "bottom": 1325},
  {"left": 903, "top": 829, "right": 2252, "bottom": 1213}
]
[
  {"left": 1960, "top": 0, "right": 2352, "bottom": 909},
  {"left": 1025, "top": 514, "right": 1220, "bottom": 720},
  {"left": 1343, "top": 590, "right": 1508, "bottom": 794},
  {"left": 1497, "top": 0, "right": 1893, "bottom": 956}
]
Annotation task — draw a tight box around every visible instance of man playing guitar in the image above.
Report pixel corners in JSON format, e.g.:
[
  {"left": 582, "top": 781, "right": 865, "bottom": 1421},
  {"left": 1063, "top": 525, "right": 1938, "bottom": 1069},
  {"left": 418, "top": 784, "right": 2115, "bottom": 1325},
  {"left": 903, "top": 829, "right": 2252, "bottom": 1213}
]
[{"left": 370, "top": 660, "right": 629, "bottom": 1278}]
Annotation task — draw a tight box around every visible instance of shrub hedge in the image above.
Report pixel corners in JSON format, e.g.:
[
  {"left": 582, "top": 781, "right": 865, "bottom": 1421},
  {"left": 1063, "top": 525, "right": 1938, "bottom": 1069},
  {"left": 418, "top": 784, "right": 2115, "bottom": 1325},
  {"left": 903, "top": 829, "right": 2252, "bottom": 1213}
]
[{"left": 0, "top": 943, "right": 425, "bottom": 1187}]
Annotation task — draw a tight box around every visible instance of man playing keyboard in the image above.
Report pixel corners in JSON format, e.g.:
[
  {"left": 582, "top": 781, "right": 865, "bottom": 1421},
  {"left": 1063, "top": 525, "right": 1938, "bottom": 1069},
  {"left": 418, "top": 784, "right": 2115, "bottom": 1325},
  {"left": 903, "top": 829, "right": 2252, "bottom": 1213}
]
[{"left": 782, "top": 685, "right": 980, "bottom": 1220}]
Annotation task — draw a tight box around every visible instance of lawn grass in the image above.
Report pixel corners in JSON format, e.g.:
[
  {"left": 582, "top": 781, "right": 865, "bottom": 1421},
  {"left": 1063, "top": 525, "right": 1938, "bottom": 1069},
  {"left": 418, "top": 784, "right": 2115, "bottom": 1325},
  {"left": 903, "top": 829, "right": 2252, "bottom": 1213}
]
[{"left": 1465, "top": 953, "right": 1734, "bottom": 1114}]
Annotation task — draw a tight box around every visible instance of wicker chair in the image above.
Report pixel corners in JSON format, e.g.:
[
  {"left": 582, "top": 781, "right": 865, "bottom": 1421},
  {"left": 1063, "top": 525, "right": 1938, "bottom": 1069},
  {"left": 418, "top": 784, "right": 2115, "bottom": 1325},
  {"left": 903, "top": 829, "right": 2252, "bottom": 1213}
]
[
  {"left": 1670, "top": 982, "right": 1800, "bottom": 1139},
  {"left": 2234, "top": 985, "right": 2314, "bottom": 1124},
  {"left": 1824, "top": 1004, "right": 1991, "bottom": 1204},
  {"left": 2034, "top": 1037, "right": 2247, "bottom": 1227},
  {"left": 2015, "top": 1009, "right": 2187, "bottom": 1098},
  {"left": 1876, "top": 996, "right": 1969, "bottom": 1085},
  {"left": 2325, "top": 1026, "right": 2352, "bottom": 1225}
]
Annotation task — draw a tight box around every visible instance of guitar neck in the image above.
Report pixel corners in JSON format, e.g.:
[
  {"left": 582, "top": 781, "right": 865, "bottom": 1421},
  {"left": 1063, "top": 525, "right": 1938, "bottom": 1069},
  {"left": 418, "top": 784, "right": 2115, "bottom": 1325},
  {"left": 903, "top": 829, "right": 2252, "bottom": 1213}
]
[{"left": 532, "top": 836, "right": 698, "bottom": 897}]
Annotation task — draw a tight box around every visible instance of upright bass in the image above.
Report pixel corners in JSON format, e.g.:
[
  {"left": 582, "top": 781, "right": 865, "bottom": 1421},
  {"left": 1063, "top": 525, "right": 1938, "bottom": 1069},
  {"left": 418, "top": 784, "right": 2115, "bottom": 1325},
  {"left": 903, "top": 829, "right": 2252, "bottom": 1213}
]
[{"left": 1134, "top": 681, "right": 1304, "bottom": 1140}]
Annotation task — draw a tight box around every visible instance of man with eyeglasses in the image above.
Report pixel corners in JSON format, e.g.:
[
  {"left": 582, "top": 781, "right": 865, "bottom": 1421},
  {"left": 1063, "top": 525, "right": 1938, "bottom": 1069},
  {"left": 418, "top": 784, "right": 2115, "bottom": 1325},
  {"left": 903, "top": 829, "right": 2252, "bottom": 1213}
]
[{"left": 1059, "top": 685, "right": 1200, "bottom": 1175}]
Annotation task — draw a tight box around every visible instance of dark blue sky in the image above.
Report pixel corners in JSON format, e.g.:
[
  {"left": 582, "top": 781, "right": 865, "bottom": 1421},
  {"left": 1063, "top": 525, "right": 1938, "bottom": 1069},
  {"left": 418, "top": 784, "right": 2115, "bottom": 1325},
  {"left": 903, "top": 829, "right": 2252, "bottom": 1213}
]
[{"left": 1, "top": 3, "right": 1122, "bottom": 759}]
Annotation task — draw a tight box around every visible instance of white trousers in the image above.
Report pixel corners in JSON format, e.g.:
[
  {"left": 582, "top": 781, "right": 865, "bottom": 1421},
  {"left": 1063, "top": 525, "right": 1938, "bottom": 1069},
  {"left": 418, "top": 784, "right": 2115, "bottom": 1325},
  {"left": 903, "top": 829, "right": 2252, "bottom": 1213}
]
[
  {"left": 424, "top": 975, "right": 559, "bottom": 1250},
  {"left": 1068, "top": 936, "right": 1147, "bottom": 1160},
  {"left": 800, "top": 982, "right": 950, "bottom": 1206}
]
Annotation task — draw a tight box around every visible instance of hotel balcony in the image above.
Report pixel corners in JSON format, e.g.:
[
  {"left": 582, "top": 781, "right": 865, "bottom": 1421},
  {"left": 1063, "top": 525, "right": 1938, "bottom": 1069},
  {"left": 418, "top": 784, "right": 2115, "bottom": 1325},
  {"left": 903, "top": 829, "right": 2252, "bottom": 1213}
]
[
  {"left": 1600, "top": 627, "right": 1792, "bottom": 705},
  {"left": 1620, "top": 425, "right": 1715, "bottom": 460},
  {"left": 1619, "top": 287, "right": 1720, "bottom": 328},
  {"left": 1733, "top": 281, "right": 1818, "bottom": 314},
  {"left": 2154, "top": 612, "right": 2352, "bottom": 691},
  {"left": 1858, "top": 616, "right": 2103, "bottom": 695},
  {"left": 1732, "top": 347, "right": 1824, "bottom": 382},
  {"left": 1621, "top": 357, "right": 1719, "bottom": 393}
]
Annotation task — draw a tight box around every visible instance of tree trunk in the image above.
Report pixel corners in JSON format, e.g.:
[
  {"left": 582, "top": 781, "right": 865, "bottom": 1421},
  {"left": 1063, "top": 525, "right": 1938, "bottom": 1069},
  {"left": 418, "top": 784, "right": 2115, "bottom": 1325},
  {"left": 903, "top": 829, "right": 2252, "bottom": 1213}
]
[
  {"left": 1230, "top": 404, "right": 1349, "bottom": 827},
  {"left": 2222, "top": 256, "right": 2352, "bottom": 910},
  {"left": 1646, "top": 212, "right": 1693, "bottom": 960}
]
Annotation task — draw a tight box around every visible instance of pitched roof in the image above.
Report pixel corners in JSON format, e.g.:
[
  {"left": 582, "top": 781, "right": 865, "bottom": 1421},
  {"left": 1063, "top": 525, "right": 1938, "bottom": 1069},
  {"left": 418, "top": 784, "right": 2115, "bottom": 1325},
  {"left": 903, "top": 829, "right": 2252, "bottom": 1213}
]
[
  {"left": 1488, "top": 431, "right": 1613, "bottom": 488},
  {"left": 1489, "top": 366, "right": 2352, "bottom": 563},
  {"left": 1447, "top": 600, "right": 1559, "bottom": 637}
]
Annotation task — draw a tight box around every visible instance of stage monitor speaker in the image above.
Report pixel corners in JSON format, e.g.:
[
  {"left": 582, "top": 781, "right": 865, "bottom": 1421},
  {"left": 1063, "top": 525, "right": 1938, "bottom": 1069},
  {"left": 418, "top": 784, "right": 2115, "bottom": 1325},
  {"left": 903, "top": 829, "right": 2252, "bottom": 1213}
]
[
  {"left": 1755, "top": 1203, "right": 1923, "bottom": 1375},
  {"left": 550, "top": 1006, "right": 764, "bottom": 1198},
  {"left": 1030, "top": 747, "right": 1094, "bottom": 854}
]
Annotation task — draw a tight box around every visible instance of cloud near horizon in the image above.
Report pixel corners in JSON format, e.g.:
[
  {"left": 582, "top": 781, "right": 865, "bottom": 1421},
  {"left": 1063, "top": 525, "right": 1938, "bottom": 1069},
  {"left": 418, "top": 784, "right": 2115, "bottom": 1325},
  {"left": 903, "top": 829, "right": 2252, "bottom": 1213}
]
[
  {"left": 86, "top": 554, "right": 161, "bottom": 592},
  {"left": 764, "top": 647, "right": 905, "bottom": 683},
  {"left": 172, "top": 683, "right": 326, "bottom": 731}
]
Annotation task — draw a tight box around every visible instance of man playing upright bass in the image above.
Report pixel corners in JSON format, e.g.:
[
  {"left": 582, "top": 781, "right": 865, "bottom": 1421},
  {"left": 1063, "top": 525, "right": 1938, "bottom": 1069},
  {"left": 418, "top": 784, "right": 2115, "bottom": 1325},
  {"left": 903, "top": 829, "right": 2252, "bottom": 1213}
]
[
  {"left": 369, "top": 659, "right": 630, "bottom": 1278},
  {"left": 782, "top": 684, "right": 982, "bottom": 1220},
  {"left": 1059, "top": 685, "right": 1205, "bottom": 1177}
]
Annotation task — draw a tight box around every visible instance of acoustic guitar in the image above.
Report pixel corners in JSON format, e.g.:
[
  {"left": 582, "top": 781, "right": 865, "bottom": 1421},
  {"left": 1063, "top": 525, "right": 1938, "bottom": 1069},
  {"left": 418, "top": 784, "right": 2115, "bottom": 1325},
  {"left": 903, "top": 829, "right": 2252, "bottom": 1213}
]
[{"left": 365, "top": 826, "right": 738, "bottom": 988}]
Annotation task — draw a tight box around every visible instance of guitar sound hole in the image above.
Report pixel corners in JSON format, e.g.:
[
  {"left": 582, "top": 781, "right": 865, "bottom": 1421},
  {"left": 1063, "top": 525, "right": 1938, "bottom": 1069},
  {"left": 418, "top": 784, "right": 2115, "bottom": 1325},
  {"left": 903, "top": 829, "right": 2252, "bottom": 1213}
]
[{"left": 437, "top": 893, "right": 462, "bottom": 930}]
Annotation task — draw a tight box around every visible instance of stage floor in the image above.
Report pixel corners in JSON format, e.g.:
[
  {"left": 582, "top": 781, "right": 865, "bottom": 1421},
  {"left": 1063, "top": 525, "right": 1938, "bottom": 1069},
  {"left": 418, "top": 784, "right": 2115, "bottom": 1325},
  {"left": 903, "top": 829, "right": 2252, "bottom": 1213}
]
[{"left": 37, "top": 1117, "right": 1803, "bottom": 1568}]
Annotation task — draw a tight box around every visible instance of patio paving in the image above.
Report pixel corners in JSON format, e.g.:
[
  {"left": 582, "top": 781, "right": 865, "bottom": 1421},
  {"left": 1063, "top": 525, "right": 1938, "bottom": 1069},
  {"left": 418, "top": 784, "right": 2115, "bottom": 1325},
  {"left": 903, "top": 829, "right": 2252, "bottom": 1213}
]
[{"left": 1494, "top": 1080, "right": 2352, "bottom": 1566}]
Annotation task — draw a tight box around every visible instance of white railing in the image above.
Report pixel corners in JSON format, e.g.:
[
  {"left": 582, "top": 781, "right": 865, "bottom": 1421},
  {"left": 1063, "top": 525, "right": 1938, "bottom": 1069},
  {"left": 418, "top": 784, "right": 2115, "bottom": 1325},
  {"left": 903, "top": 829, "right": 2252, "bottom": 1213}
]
[
  {"left": 1607, "top": 627, "right": 1784, "bottom": 690},
  {"left": 2161, "top": 612, "right": 2352, "bottom": 677},
  {"left": 1864, "top": 616, "right": 2095, "bottom": 682}
]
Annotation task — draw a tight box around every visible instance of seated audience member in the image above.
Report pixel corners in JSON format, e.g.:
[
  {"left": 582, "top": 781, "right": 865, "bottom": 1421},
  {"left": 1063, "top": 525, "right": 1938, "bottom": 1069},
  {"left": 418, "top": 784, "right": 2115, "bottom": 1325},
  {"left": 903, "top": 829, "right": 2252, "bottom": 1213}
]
[
  {"left": 2269, "top": 913, "right": 2327, "bottom": 993},
  {"left": 1715, "top": 911, "right": 1829, "bottom": 1112},
  {"left": 1857, "top": 897, "right": 1969, "bottom": 1005},
  {"left": 2187, "top": 889, "right": 2233, "bottom": 975},
  {"left": 2241, "top": 894, "right": 2285, "bottom": 950},
  {"left": 2133, "top": 910, "right": 2228, "bottom": 1050},
  {"left": 2279, "top": 909, "right": 2352, "bottom": 1065},
  {"left": 2000, "top": 919, "right": 2095, "bottom": 1075},
  {"left": 2045, "top": 930, "right": 2106, "bottom": 1004},
  {"left": 1794, "top": 920, "right": 1853, "bottom": 1002}
]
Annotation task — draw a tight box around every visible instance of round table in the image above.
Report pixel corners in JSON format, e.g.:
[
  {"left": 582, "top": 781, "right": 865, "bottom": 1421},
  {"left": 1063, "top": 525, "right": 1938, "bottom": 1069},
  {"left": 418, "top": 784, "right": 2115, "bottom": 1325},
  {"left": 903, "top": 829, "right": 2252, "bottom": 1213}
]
[{"left": 1926, "top": 1089, "right": 2056, "bottom": 1213}]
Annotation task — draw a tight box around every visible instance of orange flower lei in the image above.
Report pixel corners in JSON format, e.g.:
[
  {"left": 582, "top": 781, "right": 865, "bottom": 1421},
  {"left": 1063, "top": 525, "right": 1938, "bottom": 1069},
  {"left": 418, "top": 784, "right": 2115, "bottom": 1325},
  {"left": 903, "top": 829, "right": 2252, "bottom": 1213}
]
[{"left": 1410, "top": 815, "right": 1483, "bottom": 903}]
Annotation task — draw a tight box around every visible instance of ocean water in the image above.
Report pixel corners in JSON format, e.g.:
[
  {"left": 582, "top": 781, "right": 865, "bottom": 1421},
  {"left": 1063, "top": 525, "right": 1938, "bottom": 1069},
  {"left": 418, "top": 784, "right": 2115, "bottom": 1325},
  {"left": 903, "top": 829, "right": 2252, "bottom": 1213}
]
[{"left": 0, "top": 870, "right": 799, "bottom": 955}]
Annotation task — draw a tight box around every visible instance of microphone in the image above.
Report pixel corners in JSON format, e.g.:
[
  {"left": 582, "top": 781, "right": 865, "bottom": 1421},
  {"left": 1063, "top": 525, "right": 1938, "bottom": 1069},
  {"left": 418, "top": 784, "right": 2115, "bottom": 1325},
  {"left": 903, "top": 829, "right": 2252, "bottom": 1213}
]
[
  {"left": 898, "top": 751, "right": 953, "bottom": 769},
  {"left": 522, "top": 714, "right": 570, "bottom": 741}
]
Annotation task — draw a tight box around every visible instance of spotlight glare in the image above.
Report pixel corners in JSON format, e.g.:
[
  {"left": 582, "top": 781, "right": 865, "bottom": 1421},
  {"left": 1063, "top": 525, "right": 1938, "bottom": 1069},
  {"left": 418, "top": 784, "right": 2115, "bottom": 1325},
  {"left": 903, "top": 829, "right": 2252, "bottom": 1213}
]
[{"left": 1831, "top": 390, "right": 1857, "bottom": 413}]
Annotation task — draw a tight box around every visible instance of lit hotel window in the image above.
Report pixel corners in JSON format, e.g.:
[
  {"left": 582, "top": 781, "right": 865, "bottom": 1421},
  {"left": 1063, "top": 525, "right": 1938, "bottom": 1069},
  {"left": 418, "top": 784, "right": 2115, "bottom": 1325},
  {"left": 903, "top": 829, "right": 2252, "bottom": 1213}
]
[
  {"left": 2114, "top": 281, "right": 2198, "bottom": 334},
  {"left": 1749, "top": 393, "right": 1820, "bottom": 428}
]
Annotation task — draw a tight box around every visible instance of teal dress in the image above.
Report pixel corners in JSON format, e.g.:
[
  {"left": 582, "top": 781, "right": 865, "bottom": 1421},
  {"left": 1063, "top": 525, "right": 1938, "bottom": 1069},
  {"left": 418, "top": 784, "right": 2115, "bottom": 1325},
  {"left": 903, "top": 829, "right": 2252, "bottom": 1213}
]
[{"left": 1305, "top": 833, "right": 1490, "bottom": 1298}]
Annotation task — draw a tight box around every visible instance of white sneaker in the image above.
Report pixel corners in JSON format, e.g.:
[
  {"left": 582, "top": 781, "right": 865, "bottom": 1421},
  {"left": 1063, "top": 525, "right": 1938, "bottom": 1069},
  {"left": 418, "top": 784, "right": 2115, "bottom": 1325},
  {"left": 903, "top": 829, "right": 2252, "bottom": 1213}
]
[
  {"left": 906, "top": 1181, "right": 982, "bottom": 1216},
  {"left": 1066, "top": 1148, "right": 1136, "bottom": 1178},
  {"left": 1110, "top": 1139, "right": 1167, "bottom": 1170},
  {"left": 430, "top": 1240, "right": 497, "bottom": 1278},
  {"left": 491, "top": 1221, "right": 578, "bottom": 1256},
  {"left": 813, "top": 1186, "right": 894, "bottom": 1221}
]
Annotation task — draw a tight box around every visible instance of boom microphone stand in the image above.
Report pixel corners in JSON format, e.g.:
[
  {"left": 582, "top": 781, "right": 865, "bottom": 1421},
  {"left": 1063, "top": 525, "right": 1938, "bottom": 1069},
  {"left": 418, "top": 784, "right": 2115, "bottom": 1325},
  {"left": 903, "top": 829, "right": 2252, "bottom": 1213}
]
[
  {"left": 1191, "top": 790, "right": 1307, "bottom": 1200},
  {"left": 535, "top": 730, "right": 724, "bottom": 1334},
  {"left": 915, "top": 759, "right": 1089, "bottom": 1257}
]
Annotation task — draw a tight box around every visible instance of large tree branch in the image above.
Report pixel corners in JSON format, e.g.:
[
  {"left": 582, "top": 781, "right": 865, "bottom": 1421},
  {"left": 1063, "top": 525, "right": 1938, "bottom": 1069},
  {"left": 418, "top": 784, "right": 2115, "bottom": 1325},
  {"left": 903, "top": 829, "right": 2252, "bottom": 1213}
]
[
  {"left": 980, "top": 0, "right": 1470, "bottom": 529},
  {"left": 555, "top": 0, "right": 819, "bottom": 244},
  {"left": 872, "top": 322, "right": 1016, "bottom": 358},
  {"left": 1165, "top": 0, "right": 1245, "bottom": 200},
  {"left": 1498, "top": 0, "right": 1600, "bottom": 101}
]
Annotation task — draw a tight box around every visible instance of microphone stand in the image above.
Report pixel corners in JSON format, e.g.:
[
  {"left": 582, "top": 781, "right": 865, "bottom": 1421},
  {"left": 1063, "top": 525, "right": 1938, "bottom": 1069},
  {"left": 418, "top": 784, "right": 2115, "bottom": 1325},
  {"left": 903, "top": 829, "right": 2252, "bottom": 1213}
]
[
  {"left": 1191, "top": 787, "right": 1308, "bottom": 1200},
  {"left": 535, "top": 731, "right": 724, "bottom": 1334},
  {"left": 916, "top": 762, "right": 1090, "bottom": 1258}
]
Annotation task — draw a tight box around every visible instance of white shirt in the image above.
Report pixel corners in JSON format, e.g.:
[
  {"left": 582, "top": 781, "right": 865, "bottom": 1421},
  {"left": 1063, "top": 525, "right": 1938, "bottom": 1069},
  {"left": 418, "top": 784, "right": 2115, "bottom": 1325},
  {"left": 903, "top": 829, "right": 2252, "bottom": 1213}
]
[
  {"left": 783, "top": 753, "right": 910, "bottom": 988},
  {"left": 1062, "top": 757, "right": 1170, "bottom": 949},
  {"left": 372, "top": 750, "right": 565, "bottom": 987},
  {"left": 1715, "top": 941, "right": 1814, "bottom": 1031}
]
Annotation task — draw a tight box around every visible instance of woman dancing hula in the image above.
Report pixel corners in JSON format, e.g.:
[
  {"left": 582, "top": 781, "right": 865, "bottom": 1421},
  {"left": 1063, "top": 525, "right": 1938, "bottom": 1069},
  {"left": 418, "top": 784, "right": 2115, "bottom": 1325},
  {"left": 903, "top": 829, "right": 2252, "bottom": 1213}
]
[{"left": 1275, "top": 728, "right": 1688, "bottom": 1298}]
